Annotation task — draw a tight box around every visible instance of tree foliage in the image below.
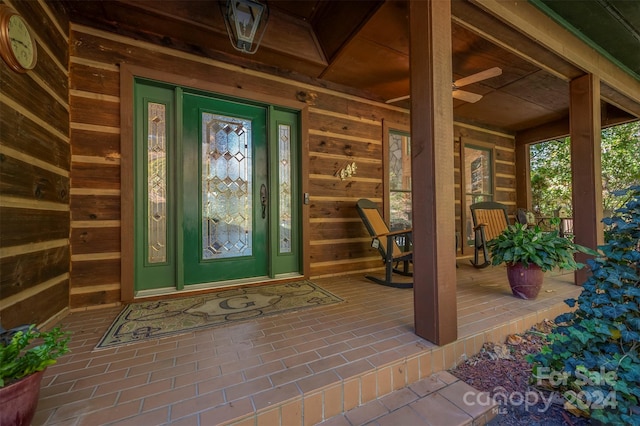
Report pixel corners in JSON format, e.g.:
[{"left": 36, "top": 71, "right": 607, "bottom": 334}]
[{"left": 530, "top": 122, "right": 640, "bottom": 216}]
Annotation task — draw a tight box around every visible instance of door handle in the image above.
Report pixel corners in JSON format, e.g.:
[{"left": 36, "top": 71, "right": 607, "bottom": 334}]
[{"left": 260, "top": 184, "right": 268, "bottom": 219}]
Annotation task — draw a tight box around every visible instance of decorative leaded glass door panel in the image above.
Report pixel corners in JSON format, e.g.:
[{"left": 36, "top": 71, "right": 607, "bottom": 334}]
[
  {"left": 134, "top": 82, "right": 176, "bottom": 291},
  {"left": 134, "top": 80, "right": 300, "bottom": 293},
  {"left": 182, "top": 94, "right": 268, "bottom": 284}
]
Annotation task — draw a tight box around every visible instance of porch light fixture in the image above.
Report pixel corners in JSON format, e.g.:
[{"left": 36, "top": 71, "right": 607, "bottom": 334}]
[{"left": 222, "top": 0, "right": 269, "bottom": 54}]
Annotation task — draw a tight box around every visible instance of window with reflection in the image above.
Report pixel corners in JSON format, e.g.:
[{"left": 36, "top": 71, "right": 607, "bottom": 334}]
[
  {"left": 389, "top": 130, "right": 412, "bottom": 230},
  {"left": 464, "top": 144, "right": 493, "bottom": 244}
]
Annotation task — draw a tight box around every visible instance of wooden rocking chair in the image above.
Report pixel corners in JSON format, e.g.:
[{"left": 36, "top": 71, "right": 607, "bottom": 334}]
[
  {"left": 356, "top": 199, "right": 413, "bottom": 288},
  {"left": 470, "top": 201, "right": 510, "bottom": 268}
]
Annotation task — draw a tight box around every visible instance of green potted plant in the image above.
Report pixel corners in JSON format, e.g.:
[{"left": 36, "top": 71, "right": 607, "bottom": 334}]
[
  {"left": 486, "top": 219, "right": 596, "bottom": 299},
  {"left": 0, "top": 324, "right": 70, "bottom": 426}
]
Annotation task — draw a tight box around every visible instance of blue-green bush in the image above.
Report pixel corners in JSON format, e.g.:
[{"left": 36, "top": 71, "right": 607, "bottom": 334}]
[{"left": 530, "top": 185, "right": 640, "bottom": 425}]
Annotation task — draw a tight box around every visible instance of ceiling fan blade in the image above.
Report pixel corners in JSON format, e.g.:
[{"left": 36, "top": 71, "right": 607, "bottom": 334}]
[
  {"left": 385, "top": 95, "right": 410, "bottom": 104},
  {"left": 388, "top": 67, "right": 499, "bottom": 104},
  {"left": 389, "top": 91, "right": 483, "bottom": 103},
  {"left": 453, "top": 89, "right": 483, "bottom": 103},
  {"left": 453, "top": 67, "right": 502, "bottom": 88}
]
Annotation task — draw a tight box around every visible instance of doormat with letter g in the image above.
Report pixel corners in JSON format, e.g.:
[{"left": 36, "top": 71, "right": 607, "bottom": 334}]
[{"left": 95, "top": 280, "right": 342, "bottom": 350}]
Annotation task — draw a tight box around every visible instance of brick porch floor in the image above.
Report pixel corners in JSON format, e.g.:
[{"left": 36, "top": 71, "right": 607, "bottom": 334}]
[{"left": 33, "top": 262, "right": 582, "bottom": 425}]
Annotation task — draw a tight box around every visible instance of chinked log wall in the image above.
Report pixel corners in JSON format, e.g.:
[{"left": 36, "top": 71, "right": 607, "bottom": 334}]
[
  {"left": 67, "top": 25, "right": 516, "bottom": 309},
  {"left": 0, "top": 0, "right": 70, "bottom": 328}
]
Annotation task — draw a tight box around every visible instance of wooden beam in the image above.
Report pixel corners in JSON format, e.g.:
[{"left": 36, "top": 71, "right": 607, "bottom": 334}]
[
  {"left": 570, "top": 74, "right": 604, "bottom": 285},
  {"left": 515, "top": 116, "right": 569, "bottom": 146},
  {"left": 601, "top": 83, "right": 640, "bottom": 118},
  {"left": 452, "top": 0, "right": 581, "bottom": 82},
  {"left": 514, "top": 142, "right": 531, "bottom": 210},
  {"left": 410, "top": 0, "right": 457, "bottom": 345},
  {"left": 65, "top": 0, "right": 329, "bottom": 77},
  {"left": 473, "top": 0, "right": 640, "bottom": 106},
  {"left": 516, "top": 103, "right": 635, "bottom": 146},
  {"left": 600, "top": 104, "right": 638, "bottom": 128}
]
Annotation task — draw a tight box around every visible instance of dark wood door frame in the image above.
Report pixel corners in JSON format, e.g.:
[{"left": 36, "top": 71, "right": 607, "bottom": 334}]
[{"left": 120, "top": 64, "right": 309, "bottom": 302}]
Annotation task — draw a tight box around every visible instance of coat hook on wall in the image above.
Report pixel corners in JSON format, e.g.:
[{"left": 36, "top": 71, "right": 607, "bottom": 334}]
[{"left": 336, "top": 162, "right": 357, "bottom": 180}]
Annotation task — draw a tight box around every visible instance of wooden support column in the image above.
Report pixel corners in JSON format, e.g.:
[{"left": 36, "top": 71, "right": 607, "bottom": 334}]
[
  {"left": 410, "top": 0, "right": 457, "bottom": 345},
  {"left": 515, "top": 139, "right": 531, "bottom": 210},
  {"left": 570, "top": 74, "right": 604, "bottom": 285}
]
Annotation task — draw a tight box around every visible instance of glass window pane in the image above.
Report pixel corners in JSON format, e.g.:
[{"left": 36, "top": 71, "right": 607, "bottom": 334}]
[
  {"left": 278, "top": 124, "right": 292, "bottom": 253},
  {"left": 202, "top": 113, "right": 252, "bottom": 259},
  {"left": 147, "top": 102, "right": 167, "bottom": 264},
  {"left": 464, "top": 145, "right": 493, "bottom": 244},
  {"left": 389, "top": 131, "right": 412, "bottom": 230}
]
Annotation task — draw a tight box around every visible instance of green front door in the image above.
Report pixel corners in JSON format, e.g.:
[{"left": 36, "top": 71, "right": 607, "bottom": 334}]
[
  {"left": 134, "top": 80, "right": 300, "bottom": 293},
  {"left": 182, "top": 93, "right": 268, "bottom": 284}
]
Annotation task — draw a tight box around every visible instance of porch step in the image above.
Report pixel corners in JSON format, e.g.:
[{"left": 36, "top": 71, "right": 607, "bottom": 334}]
[
  {"left": 319, "top": 371, "right": 497, "bottom": 426},
  {"left": 219, "top": 294, "right": 573, "bottom": 426}
]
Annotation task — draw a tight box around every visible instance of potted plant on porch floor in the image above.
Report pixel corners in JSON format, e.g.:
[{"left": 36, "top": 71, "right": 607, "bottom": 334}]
[
  {"left": 0, "top": 324, "right": 70, "bottom": 426},
  {"left": 486, "top": 219, "right": 596, "bottom": 299}
]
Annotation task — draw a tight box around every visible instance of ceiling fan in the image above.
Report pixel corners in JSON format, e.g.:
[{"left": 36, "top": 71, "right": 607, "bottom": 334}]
[{"left": 385, "top": 67, "right": 503, "bottom": 104}]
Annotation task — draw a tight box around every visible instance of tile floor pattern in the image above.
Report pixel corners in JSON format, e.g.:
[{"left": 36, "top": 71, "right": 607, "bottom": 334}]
[
  {"left": 33, "top": 263, "right": 582, "bottom": 425},
  {"left": 319, "top": 371, "right": 497, "bottom": 426}
]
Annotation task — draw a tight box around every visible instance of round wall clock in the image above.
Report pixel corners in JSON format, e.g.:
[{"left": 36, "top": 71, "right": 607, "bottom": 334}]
[{"left": 0, "top": 5, "right": 38, "bottom": 73}]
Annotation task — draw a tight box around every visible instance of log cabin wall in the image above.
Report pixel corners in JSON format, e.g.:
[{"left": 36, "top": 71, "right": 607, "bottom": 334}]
[
  {"left": 0, "top": 1, "right": 70, "bottom": 328},
  {"left": 67, "top": 24, "right": 516, "bottom": 308}
]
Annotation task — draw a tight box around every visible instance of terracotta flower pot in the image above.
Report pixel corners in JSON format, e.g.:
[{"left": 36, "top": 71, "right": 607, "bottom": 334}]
[
  {"left": 0, "top": 369, "right": 45, "bottom": 426},
  {"left": 506, "top": 263, "right": 544, "bottom": 300}
]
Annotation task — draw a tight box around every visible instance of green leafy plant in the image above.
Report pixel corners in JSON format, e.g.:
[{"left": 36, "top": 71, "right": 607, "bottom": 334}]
[
  {"left": 0, "top": 324, "right": 70, "bottom": 387},
  {"left": 530, "top": 185, "right": 640, "bottom": 425},
  {"left": 487, "top": 219, "right": 595, "bottom": 272}
]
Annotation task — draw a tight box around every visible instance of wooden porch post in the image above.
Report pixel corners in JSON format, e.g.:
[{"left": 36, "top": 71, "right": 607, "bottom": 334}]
[
  {"left": 570, "top": 74, "right": 604, "bottom": 285},
  {"left": 410, "top": 0, "right": 457, "bottom": 345},
  {"left": 515, "top": 140, "right": 532, "bottom": 210}
]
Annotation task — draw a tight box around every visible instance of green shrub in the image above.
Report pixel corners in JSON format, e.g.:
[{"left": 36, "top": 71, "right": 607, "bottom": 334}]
[{"left": 530, "top": 185, "right": 640, "bottom": 425}]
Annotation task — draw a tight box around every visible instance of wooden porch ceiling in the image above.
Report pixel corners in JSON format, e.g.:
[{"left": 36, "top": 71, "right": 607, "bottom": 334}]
[
  {"left": 60, "top": 0, "right": 640, "bottom": 136},
  {"left": 533, "top": 0, "right": 640, "bottom": 82}
]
